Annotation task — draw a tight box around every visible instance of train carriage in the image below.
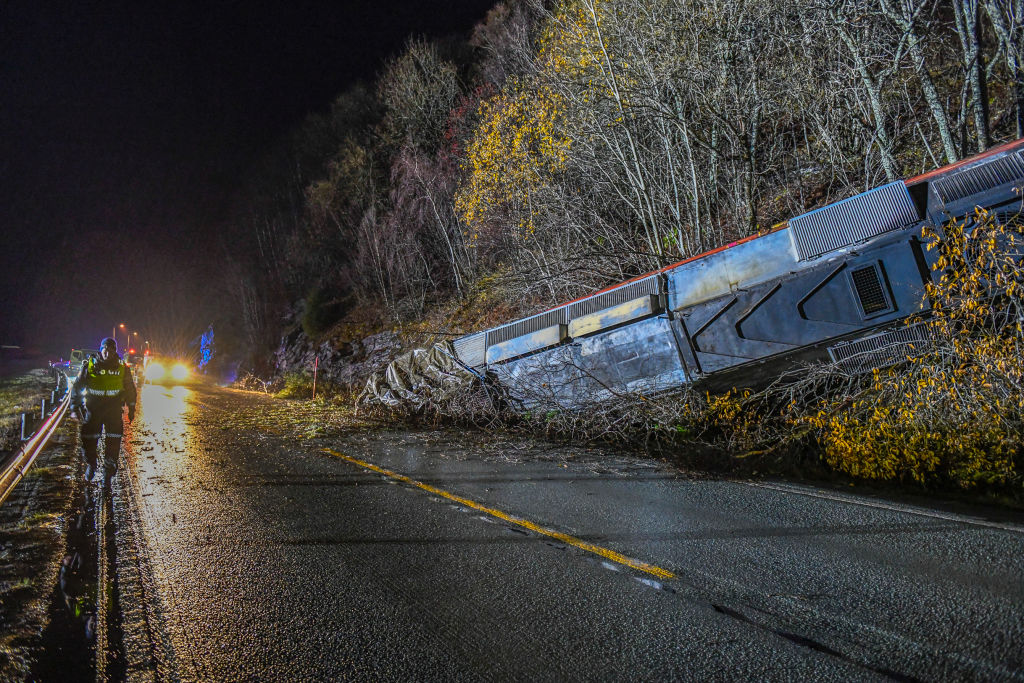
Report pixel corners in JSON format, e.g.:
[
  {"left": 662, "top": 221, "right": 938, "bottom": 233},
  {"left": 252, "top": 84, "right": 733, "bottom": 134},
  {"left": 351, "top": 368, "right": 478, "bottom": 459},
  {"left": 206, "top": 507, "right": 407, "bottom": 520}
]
[{"left": 451, "top": 139, "right": 1024, "bottom": 408}]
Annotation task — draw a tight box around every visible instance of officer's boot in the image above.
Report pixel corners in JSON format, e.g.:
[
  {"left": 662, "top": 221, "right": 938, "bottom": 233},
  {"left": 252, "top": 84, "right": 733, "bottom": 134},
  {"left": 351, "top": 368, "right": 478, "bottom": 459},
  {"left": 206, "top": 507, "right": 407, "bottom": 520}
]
[
  {"left": 103, "top": 436, "right": 121, "bottom": 489},
  {"left": 80, "top": 439, "right": 99, "bottom": 482}
]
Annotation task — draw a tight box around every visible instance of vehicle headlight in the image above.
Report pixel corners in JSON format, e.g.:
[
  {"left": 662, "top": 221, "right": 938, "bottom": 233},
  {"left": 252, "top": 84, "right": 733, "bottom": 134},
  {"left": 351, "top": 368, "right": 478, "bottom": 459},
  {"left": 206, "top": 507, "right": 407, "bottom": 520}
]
[
  {"left": 147, "top": 362, "right": 165, "bottom": 380},
  {"left": 171, "top": 363, "right": 189, "bottom": 381}
]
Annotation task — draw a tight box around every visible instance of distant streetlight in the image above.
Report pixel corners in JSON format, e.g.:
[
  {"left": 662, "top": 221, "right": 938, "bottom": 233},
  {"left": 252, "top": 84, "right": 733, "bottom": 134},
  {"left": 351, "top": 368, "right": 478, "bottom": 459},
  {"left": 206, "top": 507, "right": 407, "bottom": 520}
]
[{"left": 113, "top": 323, "right": 126, "bottom": 348}]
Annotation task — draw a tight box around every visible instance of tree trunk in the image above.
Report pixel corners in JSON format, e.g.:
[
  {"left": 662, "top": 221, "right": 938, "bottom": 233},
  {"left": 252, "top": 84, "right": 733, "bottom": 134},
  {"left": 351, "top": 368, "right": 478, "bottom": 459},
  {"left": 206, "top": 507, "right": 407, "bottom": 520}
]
[
  {"left": 984, "top": 0, "right": 1024, "bottom": 138},
  {"left": 954, "top": 0, "right": 991, "bottom": 152},
  {"left": 836, "top": 24, "right": 898, "bottom": 180},
  {"left": 909, "top": 33, "right": 960, "bottom": 162},
  {"left": 879, "top": 0, "right": 960, "bottom": 162}
]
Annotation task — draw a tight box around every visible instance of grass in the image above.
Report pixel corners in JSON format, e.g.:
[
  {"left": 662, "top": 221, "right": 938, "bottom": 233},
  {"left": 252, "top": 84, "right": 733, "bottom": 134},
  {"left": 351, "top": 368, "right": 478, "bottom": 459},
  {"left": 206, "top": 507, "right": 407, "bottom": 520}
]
[
  {"left": 17, "top": 511, "right": 58, "bottom": 531},
  {"left": 0, "top": 369, "right": 57, "bottom": 454}
]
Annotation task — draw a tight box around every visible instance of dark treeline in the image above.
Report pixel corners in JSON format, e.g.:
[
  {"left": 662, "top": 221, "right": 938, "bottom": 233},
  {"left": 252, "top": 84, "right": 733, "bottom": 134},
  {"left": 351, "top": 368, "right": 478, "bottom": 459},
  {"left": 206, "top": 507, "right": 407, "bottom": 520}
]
[{"left": 221, "top": 0, "right": 1024, "bottom": 370}]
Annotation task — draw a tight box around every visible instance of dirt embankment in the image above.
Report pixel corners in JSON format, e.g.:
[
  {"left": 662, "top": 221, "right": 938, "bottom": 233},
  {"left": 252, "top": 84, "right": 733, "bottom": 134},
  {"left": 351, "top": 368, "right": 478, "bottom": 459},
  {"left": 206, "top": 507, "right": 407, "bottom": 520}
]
[{"left": 0, "top": 367, "right": 80, "bottom": 680}]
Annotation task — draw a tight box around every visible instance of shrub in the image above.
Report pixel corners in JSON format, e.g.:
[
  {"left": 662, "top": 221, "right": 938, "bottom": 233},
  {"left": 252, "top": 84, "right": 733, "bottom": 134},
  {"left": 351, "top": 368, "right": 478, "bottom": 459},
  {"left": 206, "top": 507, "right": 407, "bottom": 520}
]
[
  {"left": 793, "top": 210, "right": 1024, "bottom": 491},
  {"left": 275, "top": 371, "right": 346, "bottom": 401},
  {"left": 276, "top": 372, "right": 315, "bottom": 399}
]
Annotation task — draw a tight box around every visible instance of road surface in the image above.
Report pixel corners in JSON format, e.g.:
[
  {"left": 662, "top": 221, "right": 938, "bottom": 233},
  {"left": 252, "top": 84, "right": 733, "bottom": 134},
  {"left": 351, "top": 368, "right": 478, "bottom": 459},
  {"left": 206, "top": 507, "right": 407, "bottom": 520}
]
[{"left": 110, "top": 381, "right": 1024, "bottom": 681}]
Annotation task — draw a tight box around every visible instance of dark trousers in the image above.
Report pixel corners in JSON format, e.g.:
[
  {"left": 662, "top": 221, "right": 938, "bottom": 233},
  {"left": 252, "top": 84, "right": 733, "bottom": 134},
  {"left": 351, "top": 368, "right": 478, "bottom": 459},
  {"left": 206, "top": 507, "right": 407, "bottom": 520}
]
[{"left": 80, "top": 403, "right": 123, "bottom": 474}]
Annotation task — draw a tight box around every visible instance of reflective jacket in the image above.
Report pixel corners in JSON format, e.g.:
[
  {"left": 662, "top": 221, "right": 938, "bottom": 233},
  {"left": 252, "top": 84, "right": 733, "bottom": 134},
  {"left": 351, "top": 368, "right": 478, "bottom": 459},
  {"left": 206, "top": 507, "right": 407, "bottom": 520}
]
[{"left": 73, "top": 354, "right": 137, "bottom": 410}]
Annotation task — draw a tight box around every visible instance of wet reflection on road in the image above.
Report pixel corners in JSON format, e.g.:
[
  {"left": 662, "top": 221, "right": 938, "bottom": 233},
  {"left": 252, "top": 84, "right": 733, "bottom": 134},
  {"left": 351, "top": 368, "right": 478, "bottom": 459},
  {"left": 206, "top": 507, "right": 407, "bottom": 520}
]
[
  {"left": 138, "top": 384, "right": 193, "bottom": 470},
  {"left": 29, "top": 383, "right": 198, "bottom": 682},
  {"left": 60, "top": 487, "right": 97, "bottom": 640},
  {"left": 33, "top": 401, "right": 145, "bottom": 682},
  {"left": 34, "top": 483, "right": 106, "bottom": 681},
  {"left": 129, "top": 384, "right": 195, "bottom": 529}
]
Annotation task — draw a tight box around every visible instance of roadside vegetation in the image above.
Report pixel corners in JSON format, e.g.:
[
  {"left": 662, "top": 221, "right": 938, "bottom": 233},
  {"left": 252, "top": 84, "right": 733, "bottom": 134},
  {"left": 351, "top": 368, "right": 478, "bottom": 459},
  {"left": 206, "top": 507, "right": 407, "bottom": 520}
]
[
  {"left": 219, "top": 0, "right": 1024, "bottom": 499},
  {"left": 0, "top": 367, "right": 79, "bottom": 680},
  {"left": 0, "top": 368, "right": 57, "bottom": 455}
]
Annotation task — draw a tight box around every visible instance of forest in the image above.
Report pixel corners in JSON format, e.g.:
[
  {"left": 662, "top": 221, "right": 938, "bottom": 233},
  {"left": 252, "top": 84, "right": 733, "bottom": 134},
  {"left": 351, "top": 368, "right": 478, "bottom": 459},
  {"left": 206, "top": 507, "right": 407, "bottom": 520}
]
[
  {"left": 220, "top": 0, "right": 1024, "bottom": 492},
  {"left": 223, "top": 0, "right": 1021, "bottom": 352}
]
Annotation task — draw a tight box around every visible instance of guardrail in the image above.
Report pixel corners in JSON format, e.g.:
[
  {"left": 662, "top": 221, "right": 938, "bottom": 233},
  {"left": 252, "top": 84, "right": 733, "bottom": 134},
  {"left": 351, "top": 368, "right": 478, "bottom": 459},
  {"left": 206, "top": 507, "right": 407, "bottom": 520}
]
[{"left": 0, "top": 382, "right": 72, "bottom": 507}]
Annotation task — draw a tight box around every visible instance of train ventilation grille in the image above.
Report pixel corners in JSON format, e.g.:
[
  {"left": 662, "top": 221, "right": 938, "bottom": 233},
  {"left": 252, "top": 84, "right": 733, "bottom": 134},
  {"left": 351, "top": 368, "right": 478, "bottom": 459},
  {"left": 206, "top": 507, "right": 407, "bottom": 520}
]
[
  {"left": 485, "top": 307, "right": 568, "bottom": 347},
  {"left": 850, "top": 265, "right": 890, "bottom": 316},
  {"left": 790, "top": 182, "right": 919, "bottom": 261},
  {"left": 828, "top": 323, "right": 933, "bottom": 374},
  {"left": 564, "top": 274, "right": 661, "bottom": 320},
  {"left": 932, "top": 150, "right": 1024, "bottom": 206}
]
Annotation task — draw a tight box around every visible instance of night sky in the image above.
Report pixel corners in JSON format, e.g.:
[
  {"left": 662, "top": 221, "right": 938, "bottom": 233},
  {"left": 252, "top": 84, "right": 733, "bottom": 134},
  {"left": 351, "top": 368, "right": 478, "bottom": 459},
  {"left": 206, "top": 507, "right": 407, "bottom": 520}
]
[{"left": 1, "top": 0, "right": 496, "bottom": 357}]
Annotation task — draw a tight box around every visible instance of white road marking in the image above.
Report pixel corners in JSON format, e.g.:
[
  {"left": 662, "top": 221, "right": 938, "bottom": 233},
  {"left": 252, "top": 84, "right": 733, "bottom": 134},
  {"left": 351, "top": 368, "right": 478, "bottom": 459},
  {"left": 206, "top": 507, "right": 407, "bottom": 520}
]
[{"left": 742, "top": 481, "right": 1024, "bottom": 534}]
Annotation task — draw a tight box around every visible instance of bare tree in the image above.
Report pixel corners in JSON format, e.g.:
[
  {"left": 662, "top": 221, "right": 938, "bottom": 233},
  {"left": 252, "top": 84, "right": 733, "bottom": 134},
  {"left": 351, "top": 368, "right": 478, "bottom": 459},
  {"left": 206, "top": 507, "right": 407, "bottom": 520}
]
[
  {"left": 378, "top": 38, "right": 462, "bottom": 155},
  {"left": 820, "top": 0, "right": 906, "bottom": 180},
  {"left": 953, "top": 0, "right": 992, "bottom": 151},
  {"left": 877, "top": 0, "right": 960, "bottom": 162},
  {"left": 985, "top": 0, "right": 1024, "bottom": 138}
]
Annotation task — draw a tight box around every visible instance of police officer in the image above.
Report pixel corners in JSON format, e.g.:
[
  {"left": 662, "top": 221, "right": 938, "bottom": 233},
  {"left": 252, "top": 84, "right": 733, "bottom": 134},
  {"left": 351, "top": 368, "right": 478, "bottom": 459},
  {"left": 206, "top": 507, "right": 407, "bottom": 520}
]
[{"left": 72, "top": 337, "right": 137, "bottom": 487}]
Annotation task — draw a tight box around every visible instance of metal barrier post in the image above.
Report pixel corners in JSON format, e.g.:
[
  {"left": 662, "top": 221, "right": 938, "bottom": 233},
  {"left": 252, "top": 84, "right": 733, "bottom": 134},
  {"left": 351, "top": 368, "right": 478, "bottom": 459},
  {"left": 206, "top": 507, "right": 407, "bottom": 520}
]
[{"left": 20, "top": 413, "right": 30, "bottom": 441}]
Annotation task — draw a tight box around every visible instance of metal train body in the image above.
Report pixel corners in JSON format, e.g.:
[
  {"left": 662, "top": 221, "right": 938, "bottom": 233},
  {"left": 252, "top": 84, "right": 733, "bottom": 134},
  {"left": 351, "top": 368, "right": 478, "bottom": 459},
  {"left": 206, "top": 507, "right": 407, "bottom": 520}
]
[{"left": 451, "top": 139, "right": 1024, "bottom": 407}]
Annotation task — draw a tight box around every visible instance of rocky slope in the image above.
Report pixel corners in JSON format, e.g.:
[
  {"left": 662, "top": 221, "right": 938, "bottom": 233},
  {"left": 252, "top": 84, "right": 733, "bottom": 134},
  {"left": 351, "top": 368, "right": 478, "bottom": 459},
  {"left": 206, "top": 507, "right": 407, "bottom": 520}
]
[{"left": 272, "top": 327, "right": 405, "bottom": 391}]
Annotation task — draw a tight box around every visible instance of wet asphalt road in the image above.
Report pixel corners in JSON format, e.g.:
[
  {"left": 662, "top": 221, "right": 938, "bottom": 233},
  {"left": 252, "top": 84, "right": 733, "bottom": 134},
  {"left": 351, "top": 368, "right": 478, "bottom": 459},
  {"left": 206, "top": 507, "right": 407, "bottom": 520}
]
[{"left": 114, "top": 382, "right": 1024, "bottom": 681}]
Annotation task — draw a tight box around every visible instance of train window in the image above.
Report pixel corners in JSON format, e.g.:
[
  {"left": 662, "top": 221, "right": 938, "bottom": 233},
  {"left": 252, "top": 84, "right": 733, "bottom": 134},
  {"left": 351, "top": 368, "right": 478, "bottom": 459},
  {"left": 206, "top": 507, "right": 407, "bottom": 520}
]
[{"left": 850, "top": 263, "right": 893, "bottom": 318}]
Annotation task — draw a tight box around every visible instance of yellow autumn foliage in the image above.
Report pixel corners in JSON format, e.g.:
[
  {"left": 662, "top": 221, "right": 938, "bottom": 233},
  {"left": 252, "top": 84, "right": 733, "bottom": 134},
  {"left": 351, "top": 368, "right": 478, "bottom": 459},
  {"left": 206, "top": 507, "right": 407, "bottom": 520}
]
[
  {"left": 795, "top": 209, "right": 1024, "bottom": 489},
  {"left": 455, "top": 82, "right": 572, "bottom": 241},
  {"left": 456, "top": 0, "right": 643, "bottom": 246}
]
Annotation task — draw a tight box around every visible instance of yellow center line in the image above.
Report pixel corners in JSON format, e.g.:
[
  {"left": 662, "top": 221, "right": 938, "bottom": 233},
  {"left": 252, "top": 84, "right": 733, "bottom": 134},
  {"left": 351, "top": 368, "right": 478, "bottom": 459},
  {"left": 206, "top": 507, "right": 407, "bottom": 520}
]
[{"left": 322, "top": 448, "right": 675, "bottom": 580}]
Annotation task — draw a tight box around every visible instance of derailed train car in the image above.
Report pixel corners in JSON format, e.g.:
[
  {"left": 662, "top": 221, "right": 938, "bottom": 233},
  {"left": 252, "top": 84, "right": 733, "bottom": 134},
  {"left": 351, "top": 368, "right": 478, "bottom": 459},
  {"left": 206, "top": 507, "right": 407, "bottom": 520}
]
[{"left": 451, "top": 139, "right": 1024, "bottom": 408}]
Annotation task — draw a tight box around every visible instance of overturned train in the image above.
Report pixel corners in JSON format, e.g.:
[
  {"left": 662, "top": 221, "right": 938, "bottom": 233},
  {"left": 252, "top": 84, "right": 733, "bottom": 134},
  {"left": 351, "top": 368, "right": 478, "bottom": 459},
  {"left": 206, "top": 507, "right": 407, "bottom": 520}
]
[{"left": 450, "top": 139, "right": 1024, "bottom": 407}]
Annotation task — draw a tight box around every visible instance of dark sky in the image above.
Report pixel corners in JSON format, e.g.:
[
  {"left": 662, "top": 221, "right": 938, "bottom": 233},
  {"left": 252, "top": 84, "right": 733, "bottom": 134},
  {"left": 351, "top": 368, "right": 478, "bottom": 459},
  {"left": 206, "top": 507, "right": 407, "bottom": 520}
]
[{"left": 0, "top": 0, "right": 496, "bottom": 356}]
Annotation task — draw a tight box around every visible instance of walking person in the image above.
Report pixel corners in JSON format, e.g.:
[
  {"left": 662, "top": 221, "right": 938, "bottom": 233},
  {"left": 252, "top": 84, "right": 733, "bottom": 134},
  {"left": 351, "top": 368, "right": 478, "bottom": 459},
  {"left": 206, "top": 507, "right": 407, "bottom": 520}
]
[{"left": 71, "top": 337, "right": 137, "bottom": 488}]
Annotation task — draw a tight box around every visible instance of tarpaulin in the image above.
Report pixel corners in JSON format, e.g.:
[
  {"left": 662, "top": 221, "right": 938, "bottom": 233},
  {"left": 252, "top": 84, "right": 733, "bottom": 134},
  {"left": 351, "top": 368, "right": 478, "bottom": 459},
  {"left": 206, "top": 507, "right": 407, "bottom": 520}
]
[{"left": 360, "top": 341, "right": 478, "bottom": 408}]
